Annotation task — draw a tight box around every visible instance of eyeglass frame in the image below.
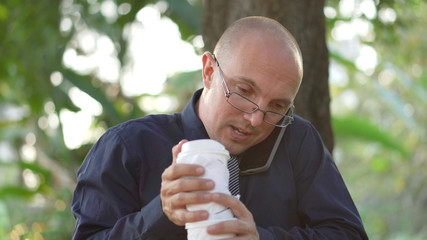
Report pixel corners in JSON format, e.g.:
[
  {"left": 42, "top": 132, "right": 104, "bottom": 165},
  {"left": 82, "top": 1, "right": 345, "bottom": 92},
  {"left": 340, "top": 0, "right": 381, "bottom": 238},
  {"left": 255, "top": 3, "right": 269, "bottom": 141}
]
[{"left": 212, "top": 54, "right": 295, "bottom": 128}]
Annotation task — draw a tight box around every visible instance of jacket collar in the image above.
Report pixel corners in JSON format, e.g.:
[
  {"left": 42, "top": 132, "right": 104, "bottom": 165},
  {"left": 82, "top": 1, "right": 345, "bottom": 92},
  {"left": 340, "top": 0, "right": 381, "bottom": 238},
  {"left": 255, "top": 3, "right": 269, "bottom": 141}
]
[{"left": 181, "top": 88, "right": 210, "bottom": 141}]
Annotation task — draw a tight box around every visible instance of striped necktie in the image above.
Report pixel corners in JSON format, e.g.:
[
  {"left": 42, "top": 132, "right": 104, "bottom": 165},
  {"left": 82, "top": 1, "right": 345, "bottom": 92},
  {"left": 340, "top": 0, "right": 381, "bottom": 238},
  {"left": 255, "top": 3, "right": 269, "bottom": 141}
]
[{"left": 227, "top": 156, "right": 240, "bottom": 196}]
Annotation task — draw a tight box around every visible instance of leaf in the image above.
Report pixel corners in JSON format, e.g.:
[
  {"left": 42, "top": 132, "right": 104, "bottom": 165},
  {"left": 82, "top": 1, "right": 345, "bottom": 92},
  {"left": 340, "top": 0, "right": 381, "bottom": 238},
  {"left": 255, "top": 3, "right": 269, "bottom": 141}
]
[
  {"left": 17, "top": 162, "right": 52, "bottom": 182},
  {"left": 163, "top": 0, "right": 201, "bottom": 40},
  {"left": 0, "top": 186, "right": 35, "bottom": 199},
  {"left": 0, "top": 3, "right": 8, "bottom": 21},
  {"left": 373, "top": 81, "right": 417, "bottom": 130},
  {"left": 384, "top": 62, "right": 427, "bottom": 105},
  {"left": 164, "top": 70, "right": 202, "bottom": 91},
  {"left": 370, "top": 157, "right": 390, "bottom": 173},
  {"left": 332, "top": 115, "right": 410, "bottom": 157},
  {"left": 329, "top": 50, "right": 358, "bottom": 72},
  {"left": 163, "top": 70, "right": 202, "bottom": 111},
  {"left": 51, "top": 86, "right": 81, "bottom": 113},
  {"left": 61, "top": 69, "right": 122, "bottom": 123}
]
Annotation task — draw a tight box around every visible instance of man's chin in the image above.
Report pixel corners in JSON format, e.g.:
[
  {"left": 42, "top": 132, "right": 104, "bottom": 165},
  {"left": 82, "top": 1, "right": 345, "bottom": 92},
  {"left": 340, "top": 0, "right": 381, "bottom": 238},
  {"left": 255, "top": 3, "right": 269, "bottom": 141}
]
[{"left": 223, "top": 141, "right": 249, "bottom": 156}]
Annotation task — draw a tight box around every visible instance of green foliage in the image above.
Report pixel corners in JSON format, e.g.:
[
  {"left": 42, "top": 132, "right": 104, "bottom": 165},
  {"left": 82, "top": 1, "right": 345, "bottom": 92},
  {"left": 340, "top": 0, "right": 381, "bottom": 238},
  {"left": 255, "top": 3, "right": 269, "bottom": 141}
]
[
  {"left": 163, "top": 69, "right": 203, "bottom": 111},
  {"left": 163, "top": 0, "right": 202, "bottom": 40},
  {"left": 1, "top": 0, "right": 201, "bottom": 239},
  {"left": 332, "top": 115, "right": 409, "bottom": 157},
  {"left": 326, "top": 0, "right": 427, "bottom": 239}
]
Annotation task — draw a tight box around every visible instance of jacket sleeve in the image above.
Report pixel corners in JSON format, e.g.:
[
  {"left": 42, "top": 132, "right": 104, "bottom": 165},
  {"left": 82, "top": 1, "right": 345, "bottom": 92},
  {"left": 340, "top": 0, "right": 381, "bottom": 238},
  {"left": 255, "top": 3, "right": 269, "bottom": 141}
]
[
  {"left": 258, "top": 122, "right": 368, "bottom": 240},
  {"left": 71, "top": 129, "right": 185, "bottom": 239}
]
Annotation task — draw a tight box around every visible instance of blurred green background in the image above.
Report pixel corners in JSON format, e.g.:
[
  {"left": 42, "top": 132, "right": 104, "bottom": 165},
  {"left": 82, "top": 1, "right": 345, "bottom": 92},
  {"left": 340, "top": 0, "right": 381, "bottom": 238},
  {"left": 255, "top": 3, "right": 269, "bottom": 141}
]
[{"left": 1, "top": 0, "right": 426, "bottom": 239}]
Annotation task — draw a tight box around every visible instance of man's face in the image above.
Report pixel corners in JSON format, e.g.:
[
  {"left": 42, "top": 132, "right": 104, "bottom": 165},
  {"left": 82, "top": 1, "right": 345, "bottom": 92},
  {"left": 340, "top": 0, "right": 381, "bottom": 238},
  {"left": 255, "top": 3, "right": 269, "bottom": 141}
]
[{"left": 198, "top": 32, "right": 301, "bottom": 155}]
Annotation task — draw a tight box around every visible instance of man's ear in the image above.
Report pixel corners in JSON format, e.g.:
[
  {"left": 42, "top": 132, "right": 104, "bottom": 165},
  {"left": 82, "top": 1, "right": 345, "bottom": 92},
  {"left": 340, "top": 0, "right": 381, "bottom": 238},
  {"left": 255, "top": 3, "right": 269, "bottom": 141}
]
[{"left": 202, "top": 52, "right": 215, "bottom": 89}]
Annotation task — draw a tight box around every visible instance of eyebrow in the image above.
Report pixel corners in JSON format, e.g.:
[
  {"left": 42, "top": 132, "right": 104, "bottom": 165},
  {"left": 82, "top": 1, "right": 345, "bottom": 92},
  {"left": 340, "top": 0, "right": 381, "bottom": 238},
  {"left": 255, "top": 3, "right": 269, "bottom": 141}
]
[{"left": 234, "top": 75, "right": 293, "bottom": 104}]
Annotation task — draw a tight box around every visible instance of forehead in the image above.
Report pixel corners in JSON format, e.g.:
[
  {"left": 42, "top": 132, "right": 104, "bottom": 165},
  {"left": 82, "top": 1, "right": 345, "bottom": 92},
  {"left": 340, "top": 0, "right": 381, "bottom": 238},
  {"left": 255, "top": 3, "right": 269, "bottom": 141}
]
[{"left": 222, "top": 32, "right": 301, "bottom": 101}]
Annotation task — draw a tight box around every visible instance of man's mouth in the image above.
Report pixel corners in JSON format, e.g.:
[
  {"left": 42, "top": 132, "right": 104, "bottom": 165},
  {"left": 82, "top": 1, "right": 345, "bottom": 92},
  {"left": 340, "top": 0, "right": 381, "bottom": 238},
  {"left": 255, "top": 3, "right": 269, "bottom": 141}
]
[
  {"left": 234, "top": 128, "right": 246, "bottom": 136},
  {"left": 232, "top": 126, "right": 250, "bottom": 136}
]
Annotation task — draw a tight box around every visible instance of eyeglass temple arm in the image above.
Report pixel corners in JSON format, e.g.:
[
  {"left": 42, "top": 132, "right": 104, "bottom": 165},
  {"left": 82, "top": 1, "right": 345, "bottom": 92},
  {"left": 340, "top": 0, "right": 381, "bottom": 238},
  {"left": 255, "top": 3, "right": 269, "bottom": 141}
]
[
  {"left": 240, "top": 124, "right": 287, "bottom": 176},
  {"left": 212, "top": 54, "right": 231, "bottom": 95}
]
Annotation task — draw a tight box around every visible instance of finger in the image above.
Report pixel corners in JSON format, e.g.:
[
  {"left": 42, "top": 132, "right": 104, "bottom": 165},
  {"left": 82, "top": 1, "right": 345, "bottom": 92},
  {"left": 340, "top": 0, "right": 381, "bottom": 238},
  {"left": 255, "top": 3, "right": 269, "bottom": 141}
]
[
  {"left": 206, "top": 219, "right": 241, "bottom": 235},
  {"left": 161, "top": 191, "right": 212, "bottom": 226},
  {"left": 169, "top": 191, "right": 213, "bottom": 208},
  {"left": 207, "top": 218, "right": 257, "bottom": 238},
  {"left": 162, "top": 176, "right": 215, "bottom": 196},
  {"left": 162, "top": 163, "right": 205, "bottom": 182},
  {"left": 172, "top": 139, "right": 188, "bottom": 164},
  {"left": 164, "top": 192, "right": 213, "bottom": 226},
  {"left": 207, "top": 194, "right": 259, "bottom": 238},
  {"left": 171, "top": 208, "right": 210, "bottom": 226},
  {"left": 211, "top": 193, "right": 251, "bottom": 220}
]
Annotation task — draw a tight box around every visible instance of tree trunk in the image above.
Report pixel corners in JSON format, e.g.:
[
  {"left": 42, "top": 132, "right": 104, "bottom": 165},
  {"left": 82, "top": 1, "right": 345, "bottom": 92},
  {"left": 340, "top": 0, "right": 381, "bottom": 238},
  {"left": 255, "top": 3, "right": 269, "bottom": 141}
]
[{"left": 202, "top": 0, "right": 333, "bottom": 152}]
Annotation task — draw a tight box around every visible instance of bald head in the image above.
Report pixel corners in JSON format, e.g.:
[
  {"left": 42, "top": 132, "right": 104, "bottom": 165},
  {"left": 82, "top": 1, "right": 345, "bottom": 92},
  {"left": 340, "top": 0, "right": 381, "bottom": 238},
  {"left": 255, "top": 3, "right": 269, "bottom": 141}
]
[{"left": 213, "top": 16, "right": 303, "bottom": 81}]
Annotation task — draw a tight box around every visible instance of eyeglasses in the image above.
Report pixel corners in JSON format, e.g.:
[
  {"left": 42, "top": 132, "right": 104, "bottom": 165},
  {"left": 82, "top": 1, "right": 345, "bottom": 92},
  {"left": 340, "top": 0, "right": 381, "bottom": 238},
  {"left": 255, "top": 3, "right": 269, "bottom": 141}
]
[{"left": 213, "top": 55, "right": 294, "bottom": 128}]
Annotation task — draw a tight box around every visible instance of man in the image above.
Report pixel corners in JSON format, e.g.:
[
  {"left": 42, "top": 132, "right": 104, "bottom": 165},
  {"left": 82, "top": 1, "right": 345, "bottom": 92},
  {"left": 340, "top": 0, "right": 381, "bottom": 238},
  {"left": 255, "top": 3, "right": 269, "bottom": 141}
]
[{"left": 72, "top": 16, "right": 368, "bottom": 239}]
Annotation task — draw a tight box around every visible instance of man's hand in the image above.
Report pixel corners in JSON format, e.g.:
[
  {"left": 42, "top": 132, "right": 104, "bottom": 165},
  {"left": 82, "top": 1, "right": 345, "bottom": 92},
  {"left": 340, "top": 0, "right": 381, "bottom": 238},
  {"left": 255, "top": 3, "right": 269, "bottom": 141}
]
[
  {"left": 207, "top": 193, "right": 259, "bottom": 240},
  {"left": 160, "top": 140, "right": 215, "bottom": 226},
  {"left": 161, "top": 140, "right": 259, "bottom": 239}
]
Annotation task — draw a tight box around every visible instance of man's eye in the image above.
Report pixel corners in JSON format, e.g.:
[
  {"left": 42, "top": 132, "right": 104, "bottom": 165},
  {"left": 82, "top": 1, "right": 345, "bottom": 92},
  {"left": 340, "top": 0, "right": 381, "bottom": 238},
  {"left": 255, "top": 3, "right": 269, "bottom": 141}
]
[
  {"left": 237, "top": 86, "right": 251, "bottom": 95},
  {"left": 273, "top": 103, "right": 286, "bottom": 112}
]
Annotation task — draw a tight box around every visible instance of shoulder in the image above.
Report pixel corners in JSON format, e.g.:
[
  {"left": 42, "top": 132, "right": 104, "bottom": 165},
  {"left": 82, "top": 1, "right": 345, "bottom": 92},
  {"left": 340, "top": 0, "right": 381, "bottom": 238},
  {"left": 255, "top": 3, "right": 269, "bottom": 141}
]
[
  {"left": 284, "top": 114, "right": 329, "bottom": 159},
  {"left": 286, "top": 114, "right": 321, "bottom": 141},
  {"left": 107, "top": 113, "right": 183, "bottom": 140},
  {"left": 83, "top": 113, "right": 183, "bottom": 170},
  {"left": 89, "top": 113, "right": 183, "bottom": 156},
  {"left": 289, "top": 114, "right": 315, "bottom": 130},
  {"left": 281, "top": 115, "right": 334, "bottom": 183}
]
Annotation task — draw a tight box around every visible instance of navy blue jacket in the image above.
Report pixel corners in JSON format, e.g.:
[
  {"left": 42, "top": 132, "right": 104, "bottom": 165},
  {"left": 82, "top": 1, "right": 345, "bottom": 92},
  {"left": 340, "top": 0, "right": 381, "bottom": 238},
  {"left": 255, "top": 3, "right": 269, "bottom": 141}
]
[{"left": 71, "top": 89, "right": 368, "bottom": 239}]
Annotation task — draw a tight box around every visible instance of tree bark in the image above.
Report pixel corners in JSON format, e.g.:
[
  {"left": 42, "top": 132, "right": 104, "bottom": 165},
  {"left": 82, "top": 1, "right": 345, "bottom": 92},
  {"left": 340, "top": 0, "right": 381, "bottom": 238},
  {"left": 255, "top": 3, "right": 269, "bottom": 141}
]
[{"left": 202, "top": 0, "right": 334, "bottom": 152}]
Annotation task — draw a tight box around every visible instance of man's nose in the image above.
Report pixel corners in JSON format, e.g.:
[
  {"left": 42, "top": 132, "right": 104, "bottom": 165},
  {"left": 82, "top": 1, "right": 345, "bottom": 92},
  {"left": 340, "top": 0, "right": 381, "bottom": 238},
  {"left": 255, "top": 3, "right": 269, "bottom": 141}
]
[{"left": 244, "top": 110, "right": 264, "bottom": 127}]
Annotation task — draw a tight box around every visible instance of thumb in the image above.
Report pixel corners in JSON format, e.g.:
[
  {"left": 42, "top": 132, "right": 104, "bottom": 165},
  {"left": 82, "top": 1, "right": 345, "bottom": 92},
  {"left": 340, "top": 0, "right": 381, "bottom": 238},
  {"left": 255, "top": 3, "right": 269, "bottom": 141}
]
[{"left": 172, "top": 139, "right": 188, "bottom": 164}]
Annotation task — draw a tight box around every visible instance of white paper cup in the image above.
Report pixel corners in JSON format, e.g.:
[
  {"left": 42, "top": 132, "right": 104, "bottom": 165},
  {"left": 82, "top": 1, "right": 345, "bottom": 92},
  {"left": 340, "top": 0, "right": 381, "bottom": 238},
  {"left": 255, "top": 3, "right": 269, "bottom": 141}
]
[
  {"left": 177, "top": 139, "right": 232, "bottom": 220},
  {"left": 186, "top": 218, "right": 236, "bottom": 240}
]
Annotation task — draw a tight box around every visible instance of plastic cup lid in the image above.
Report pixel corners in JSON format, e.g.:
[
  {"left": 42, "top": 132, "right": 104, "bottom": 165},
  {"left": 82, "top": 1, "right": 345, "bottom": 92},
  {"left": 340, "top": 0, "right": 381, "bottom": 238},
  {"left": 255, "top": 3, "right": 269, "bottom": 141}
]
[{"left": 181, "top": 139, "right": 229, "bottom": 156}]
